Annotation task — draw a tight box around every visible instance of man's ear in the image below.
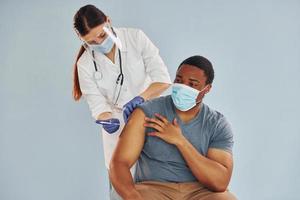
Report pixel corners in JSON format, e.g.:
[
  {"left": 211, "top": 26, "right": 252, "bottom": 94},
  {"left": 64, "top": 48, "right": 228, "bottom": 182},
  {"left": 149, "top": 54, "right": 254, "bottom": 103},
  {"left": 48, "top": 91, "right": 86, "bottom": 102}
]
[
  {"left": 204, "top": 84, "right": 212, "bottom": 94},
  {"left": 196, "top": 84, "right": 212, "bottom": 101}
]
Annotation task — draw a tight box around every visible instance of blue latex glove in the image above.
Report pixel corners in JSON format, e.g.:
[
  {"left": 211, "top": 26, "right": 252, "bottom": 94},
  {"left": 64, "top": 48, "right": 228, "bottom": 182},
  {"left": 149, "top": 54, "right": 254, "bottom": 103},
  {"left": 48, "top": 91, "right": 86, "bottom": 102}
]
[
  {"left": 123, "top": 96, "right": 145, "bottom": 123},
  {"left": 95, "top": 118, "right": 120, "bottom": 134}
]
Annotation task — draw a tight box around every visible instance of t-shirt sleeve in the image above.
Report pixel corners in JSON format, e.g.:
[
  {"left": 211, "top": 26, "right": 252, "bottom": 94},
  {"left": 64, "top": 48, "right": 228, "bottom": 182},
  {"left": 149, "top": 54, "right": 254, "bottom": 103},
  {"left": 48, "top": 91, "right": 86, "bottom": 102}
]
[
  {"left": 136, "top": 100, "right": 153, "bottom": 117},
  {"left": 136, "top": 97, "right": 167, "bottom": 119},
  {"left": 209, "top": 116, "right": 234, "bottom": 154}
]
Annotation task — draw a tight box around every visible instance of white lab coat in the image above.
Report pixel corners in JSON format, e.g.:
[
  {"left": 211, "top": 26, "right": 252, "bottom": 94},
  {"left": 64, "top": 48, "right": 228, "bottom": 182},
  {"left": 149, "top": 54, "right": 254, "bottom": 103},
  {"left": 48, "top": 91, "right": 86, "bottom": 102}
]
[{"left": 77, "top": 27, "right": 171, "bottom": 170}]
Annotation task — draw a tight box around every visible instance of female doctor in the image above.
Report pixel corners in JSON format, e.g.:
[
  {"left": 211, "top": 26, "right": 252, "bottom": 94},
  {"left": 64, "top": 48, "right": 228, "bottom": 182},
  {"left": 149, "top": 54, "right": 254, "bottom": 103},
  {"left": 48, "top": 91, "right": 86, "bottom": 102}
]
[{"left": 72, "top": 4, "right": 171, "bottom": 196}]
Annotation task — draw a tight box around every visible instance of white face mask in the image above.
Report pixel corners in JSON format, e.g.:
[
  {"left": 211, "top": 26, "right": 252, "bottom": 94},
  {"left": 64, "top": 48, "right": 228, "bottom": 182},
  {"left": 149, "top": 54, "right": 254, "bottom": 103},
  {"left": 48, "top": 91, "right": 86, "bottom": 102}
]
[{"left": 171, "top": 83, "right": 208, "bottom": 111}]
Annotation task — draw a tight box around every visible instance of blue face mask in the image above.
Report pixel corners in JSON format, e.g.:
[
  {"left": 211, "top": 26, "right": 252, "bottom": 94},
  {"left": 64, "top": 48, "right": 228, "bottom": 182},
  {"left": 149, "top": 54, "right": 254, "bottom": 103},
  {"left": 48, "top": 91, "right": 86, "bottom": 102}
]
[
  {"left": 171, "top": 83, "right": 207, "bottom": 111},
  {"left": 90, "top": 35, "right": 114, "bottom": 54}
]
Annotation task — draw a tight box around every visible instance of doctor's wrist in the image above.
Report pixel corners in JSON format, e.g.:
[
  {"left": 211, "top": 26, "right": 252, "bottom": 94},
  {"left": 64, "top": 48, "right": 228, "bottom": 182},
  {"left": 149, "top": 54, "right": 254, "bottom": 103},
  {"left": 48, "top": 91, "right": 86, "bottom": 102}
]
[
  {"left": 97, "top": 112, "right": 112, "bottom": 120},
  {"left": 138, "top": 94, "right": 147, "bottom": 101}
]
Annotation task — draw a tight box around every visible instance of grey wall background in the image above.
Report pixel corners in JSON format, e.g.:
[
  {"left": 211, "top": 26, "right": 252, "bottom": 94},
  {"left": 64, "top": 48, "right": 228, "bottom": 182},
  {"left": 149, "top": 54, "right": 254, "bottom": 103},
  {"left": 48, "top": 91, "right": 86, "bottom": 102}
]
[{"left": 1, "top": 0, "right": 299, "bottom": 199}]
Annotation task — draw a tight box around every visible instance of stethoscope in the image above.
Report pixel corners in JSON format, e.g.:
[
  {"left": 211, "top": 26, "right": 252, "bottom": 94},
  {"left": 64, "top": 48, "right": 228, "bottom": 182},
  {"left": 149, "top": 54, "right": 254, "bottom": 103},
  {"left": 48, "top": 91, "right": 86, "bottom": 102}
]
[{"left": 92, "top": 27, "right": 124, "bottom": 107}]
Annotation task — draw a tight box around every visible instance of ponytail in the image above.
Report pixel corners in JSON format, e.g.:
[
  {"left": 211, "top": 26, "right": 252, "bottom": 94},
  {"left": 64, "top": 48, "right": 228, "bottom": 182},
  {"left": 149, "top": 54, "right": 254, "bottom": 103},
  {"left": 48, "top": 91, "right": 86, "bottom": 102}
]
[{"left": 72, "top": 46, "right": 86, "bottom": 101}]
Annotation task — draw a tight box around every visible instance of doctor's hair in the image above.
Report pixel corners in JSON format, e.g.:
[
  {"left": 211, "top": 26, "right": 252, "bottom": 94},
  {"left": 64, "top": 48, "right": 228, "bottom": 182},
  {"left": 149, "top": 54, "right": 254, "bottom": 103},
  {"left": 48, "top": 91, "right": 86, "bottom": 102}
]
[
  {"left": 72, "top": 5, "right": 107, "bottom": 101},
  {"left": 178, "top": 55, "right": 214, "bottom": 84},
  {"left": 73, "top": 4, "right": 107, "bottom": 36}
]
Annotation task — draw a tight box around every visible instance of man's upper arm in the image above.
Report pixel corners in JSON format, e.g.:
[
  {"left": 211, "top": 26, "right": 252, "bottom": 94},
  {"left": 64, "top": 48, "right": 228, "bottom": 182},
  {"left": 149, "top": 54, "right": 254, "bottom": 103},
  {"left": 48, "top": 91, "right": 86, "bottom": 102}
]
[
  {"left": 110, "top": 108, "right": 146, "bottom": 168},
  {"left": 208, "top": 116, "right": 234, "bottom": 171}
]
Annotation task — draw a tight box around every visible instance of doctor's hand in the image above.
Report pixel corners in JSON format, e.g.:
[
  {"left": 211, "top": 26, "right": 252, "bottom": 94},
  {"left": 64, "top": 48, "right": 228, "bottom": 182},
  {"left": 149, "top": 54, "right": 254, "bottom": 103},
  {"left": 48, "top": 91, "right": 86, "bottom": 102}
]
[
  {"left": 144, "top": 113, "right": 185, "bottom": 146},
  {"left": 123, "top": 96, "right": 145, "bottom": 123},
  {"left": 95, "top": 118, "right": 120, "bottom": 134}
]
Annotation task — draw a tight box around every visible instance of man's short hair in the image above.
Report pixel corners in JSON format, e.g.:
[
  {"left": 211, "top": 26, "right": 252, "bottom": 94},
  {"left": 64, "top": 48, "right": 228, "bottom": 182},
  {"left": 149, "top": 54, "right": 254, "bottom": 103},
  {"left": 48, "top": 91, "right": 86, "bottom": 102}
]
[{"left": 178, "top": 55, "right": 214, "bottom": 84}]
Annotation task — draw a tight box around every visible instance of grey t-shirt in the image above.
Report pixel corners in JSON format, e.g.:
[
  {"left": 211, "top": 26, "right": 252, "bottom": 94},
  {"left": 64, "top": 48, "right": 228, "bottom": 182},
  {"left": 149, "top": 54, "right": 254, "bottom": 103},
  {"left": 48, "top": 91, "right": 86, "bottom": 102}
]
[{"left": 135, "top": 95, "right": 233, "bottom": 183}]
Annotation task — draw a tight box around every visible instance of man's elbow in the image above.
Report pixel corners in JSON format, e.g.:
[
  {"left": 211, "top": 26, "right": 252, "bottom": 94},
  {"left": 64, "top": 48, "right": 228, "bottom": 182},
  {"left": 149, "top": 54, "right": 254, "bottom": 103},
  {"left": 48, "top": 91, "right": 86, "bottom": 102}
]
[
  {"left": 207, "top": 178, "right": 230, "bottom": 192},
  {"left": 210, "top": 183, "right": 228, "bottom": 193}
]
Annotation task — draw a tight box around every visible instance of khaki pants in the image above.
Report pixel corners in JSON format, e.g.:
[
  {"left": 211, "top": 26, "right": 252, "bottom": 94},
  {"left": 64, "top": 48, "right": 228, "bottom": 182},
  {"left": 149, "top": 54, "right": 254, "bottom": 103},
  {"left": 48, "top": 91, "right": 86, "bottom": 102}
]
[{"left": 135, "top": 181, "right": 237, "bottom": 200}]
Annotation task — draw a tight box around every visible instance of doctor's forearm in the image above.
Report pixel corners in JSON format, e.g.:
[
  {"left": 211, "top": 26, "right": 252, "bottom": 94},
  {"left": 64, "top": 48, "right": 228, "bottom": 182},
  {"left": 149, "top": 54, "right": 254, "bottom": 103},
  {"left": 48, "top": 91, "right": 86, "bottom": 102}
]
[
  {"left": 140, "top": 82, "right": 170, "bottom": 100},
  {"left": 109, "top": 162, "right": 141, "bottom": 199}
]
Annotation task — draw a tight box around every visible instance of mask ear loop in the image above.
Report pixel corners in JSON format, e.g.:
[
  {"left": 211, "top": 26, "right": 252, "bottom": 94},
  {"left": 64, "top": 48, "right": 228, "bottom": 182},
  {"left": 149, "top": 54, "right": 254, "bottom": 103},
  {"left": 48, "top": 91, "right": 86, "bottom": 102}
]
[{"left": 195, "top": 85, "right": 209, "bottom": 104}]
